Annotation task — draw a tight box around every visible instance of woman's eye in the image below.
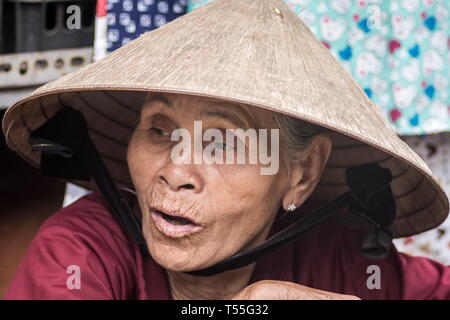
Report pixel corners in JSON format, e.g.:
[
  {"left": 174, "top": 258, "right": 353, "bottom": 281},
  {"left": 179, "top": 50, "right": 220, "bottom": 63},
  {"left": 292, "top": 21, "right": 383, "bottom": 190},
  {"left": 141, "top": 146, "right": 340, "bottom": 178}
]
[
  {"left": 149, "top": 127, "right": 170, "bottom": 136},
  {"left": 213, "top": 141, "right": 234, "bottom": 151}
]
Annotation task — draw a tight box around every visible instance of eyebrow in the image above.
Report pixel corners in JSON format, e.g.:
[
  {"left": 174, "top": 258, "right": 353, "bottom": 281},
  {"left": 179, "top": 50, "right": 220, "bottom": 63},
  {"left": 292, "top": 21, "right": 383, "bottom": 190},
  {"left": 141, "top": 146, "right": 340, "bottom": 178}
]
[
  {"left": 200, "top": 109, "right": 249, "bottom": 128},
  {"left": 143, "top": 94, "right": 252, "bottom": 128},
  {"left": 142, "top": 94, "right": 174, "bottom": 110},
  {"left": 201, "top": 98, "right": 255, "bottom": 128}
]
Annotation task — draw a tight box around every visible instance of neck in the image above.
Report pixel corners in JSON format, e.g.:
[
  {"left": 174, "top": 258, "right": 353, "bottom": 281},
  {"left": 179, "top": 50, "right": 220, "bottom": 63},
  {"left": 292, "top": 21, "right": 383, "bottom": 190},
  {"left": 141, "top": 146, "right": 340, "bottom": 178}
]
[
  {"left": 165, "top": 215, "right": 276, "bottom": 300},
  {"left": 167, "top": 263, "right": 256, "bottom": 300}
]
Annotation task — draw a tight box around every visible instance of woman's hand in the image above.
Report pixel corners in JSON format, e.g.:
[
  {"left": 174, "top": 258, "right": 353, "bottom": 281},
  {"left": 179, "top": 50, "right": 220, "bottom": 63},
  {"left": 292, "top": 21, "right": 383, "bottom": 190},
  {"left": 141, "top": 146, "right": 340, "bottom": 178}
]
[{"left": 231, "top": 280, "right": 361, "bottom": 300}]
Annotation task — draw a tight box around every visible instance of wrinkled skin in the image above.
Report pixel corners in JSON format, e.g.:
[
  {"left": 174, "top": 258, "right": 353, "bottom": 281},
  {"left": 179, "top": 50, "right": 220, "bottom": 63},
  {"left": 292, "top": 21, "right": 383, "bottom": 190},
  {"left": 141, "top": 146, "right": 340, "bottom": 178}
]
[{"left": 127, "top": 92, "right": 352, "bottom": 300}]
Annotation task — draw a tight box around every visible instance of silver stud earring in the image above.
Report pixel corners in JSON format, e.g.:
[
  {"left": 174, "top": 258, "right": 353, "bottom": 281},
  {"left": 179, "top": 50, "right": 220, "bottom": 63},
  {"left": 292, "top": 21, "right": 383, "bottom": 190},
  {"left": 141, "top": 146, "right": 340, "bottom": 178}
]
[
  {"left": 287, "top": 203, "right": 297, "bottom": 212},
  {"left": 274, "top": 203, "right": 297, "bottom": 222}
]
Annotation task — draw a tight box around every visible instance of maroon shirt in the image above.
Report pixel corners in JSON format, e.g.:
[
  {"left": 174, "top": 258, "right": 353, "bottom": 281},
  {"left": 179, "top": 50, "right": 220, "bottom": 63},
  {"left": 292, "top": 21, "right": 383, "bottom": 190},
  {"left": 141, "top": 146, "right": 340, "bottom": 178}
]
[{"left": 5, "top": 191, "right": 450, "bottom": 300}]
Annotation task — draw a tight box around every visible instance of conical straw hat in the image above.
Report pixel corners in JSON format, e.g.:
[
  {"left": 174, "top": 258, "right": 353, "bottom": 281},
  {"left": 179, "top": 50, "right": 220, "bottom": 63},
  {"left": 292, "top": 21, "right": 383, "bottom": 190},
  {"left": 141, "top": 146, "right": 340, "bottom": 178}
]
[{"left": 2, "top": 0, "right": 448, "bottom": 238}]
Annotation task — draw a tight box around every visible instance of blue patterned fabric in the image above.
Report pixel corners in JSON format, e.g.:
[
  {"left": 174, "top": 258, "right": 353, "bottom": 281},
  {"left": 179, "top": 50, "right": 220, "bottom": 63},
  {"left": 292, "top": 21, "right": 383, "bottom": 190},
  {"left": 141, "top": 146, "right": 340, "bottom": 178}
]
[
  {"left": 188, "top": 0, "right": 450, "bottom": 135},
  {"left": 106, "top": 0, "right": 188, "bottom": 52}
]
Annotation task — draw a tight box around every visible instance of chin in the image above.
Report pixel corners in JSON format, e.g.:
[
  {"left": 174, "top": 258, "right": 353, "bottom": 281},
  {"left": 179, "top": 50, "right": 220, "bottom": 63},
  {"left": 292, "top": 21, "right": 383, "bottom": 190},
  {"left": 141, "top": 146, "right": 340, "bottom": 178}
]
[
  {"left": 146, "top": 239, "right": 210, "bottom": 272},
  {"left": 152, "top": 255, "right": 206, "bottom": 273}
]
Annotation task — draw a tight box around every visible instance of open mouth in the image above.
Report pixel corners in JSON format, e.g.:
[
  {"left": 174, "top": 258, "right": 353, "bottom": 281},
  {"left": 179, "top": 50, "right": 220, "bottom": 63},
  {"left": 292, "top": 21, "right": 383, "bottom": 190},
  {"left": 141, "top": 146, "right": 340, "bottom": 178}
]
[
  {"left": 156, "top": 209, "right": 195, "bottom": 226},
  {"left": 150, "top": 208, "right": 202, "bottom": 238}
]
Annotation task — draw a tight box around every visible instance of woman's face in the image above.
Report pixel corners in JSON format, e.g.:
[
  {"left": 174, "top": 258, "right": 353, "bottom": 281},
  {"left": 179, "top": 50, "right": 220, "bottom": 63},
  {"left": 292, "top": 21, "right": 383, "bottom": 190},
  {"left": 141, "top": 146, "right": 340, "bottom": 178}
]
[{"left": 127, "top": 93, "right": 297, "bottom": 271}]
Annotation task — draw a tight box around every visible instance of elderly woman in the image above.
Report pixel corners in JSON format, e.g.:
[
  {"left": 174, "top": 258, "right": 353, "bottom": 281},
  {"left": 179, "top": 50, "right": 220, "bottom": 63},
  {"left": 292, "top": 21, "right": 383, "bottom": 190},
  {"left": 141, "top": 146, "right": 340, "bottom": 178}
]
[{"left": 3, "top": 0, "right": 450, "bottom": 300}]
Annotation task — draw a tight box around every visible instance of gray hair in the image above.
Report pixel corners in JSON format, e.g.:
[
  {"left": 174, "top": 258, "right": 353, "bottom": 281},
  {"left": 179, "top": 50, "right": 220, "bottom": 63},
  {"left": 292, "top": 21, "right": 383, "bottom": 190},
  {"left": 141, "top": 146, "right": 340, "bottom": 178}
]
[{"left": 272, "top": 112, "right": 329, "bottom": 168}]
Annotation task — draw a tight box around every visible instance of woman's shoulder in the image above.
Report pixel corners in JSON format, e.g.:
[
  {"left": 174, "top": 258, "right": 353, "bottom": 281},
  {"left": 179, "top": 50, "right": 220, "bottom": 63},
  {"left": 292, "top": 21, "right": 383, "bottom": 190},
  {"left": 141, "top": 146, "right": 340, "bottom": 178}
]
[
  {"left": 4, "top": 191, "right": 141, "bottom": 299},
  {"left": 35, "top": 190, "right": 141, "bottom": 274},
  {"left": 44, "top": 191, "right": 128, "bottom": 237},
  {"left": 33, "top": 191, "right": 135, "bottom": 252},
  {"left": 284, "top": 220, "right": 405, "bottom": 299}
]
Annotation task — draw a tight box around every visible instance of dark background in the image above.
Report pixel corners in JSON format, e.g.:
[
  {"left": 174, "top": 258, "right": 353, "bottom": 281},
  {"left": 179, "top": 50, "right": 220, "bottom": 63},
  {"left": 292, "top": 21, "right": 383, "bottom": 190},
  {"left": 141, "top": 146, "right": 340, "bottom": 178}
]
[{"left": 0, "top": 109, "right": 66, "bottom": 298}]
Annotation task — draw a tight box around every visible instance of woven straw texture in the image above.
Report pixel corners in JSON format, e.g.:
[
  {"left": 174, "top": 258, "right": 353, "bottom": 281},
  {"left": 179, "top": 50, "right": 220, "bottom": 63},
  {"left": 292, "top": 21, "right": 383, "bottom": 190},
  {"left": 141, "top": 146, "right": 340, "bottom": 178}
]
[{"left": 2, "top": 0, "right": 449, "bottom": 237}]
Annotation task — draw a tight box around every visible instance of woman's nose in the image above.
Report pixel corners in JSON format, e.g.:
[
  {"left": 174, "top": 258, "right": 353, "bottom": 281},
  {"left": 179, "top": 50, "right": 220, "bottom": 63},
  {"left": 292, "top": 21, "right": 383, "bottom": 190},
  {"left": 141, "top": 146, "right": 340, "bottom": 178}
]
[{"left": 157, "top": 164, "right": 203, "bottom": 193}]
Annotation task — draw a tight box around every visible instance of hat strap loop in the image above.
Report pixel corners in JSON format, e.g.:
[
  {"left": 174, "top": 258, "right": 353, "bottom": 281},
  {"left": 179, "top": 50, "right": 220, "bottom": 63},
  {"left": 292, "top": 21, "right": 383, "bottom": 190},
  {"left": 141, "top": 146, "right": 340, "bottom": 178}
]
[{"left": 29, "top": 106, "right": 148, "bottom": 256}]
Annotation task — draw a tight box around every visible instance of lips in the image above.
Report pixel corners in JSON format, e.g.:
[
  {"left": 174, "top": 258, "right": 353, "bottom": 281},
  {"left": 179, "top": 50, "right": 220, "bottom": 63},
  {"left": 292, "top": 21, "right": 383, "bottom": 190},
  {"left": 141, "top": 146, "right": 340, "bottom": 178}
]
[{"left": 150, "top": 207, "right": 203, "bottom": 238}]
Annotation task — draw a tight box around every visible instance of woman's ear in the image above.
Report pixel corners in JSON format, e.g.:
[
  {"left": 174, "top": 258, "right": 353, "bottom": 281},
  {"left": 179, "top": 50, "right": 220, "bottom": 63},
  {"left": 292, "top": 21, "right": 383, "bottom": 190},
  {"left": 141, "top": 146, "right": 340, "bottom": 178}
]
[{"left": 282, "top": 134, "right": 332, "bottom": 211}]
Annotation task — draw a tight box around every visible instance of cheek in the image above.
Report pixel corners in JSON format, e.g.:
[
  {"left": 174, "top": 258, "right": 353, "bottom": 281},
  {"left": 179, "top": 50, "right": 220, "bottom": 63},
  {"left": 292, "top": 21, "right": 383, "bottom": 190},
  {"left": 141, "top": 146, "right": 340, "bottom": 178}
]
[
  {"left": 212, "top": 164, "right": 283, "bottom": 204},
  {"left": 127, "top": 134, "right": 166, "bottom": 188},
  {"left": 201, "top": 175, "right": 281, "bottom": 260},
  {"left": 207, "top": 166, "right": 283, "bottom": 231}
]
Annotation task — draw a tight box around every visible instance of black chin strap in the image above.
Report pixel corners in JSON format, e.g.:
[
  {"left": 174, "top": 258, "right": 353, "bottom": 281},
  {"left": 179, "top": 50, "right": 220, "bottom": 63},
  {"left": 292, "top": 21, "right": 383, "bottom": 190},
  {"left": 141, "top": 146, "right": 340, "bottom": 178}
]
[
  {"left": 29, "top": 106, "right": 148, "bottom": 256},
  {"left": 29, "top": 106, "right": 396, "bottom": 277},
  {"left": 189, "top": 163, "right": 396, "bottom": 276}
]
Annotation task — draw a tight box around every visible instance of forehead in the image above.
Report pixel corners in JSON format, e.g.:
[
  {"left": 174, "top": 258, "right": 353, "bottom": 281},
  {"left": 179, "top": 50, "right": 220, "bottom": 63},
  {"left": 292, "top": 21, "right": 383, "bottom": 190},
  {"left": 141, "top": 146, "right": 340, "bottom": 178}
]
[
  {"left": 142, "top": 92, "right": 244, "bottom": 110},
  {"left": 141, "top": 92, "right": 275, "bottom": 127}
]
